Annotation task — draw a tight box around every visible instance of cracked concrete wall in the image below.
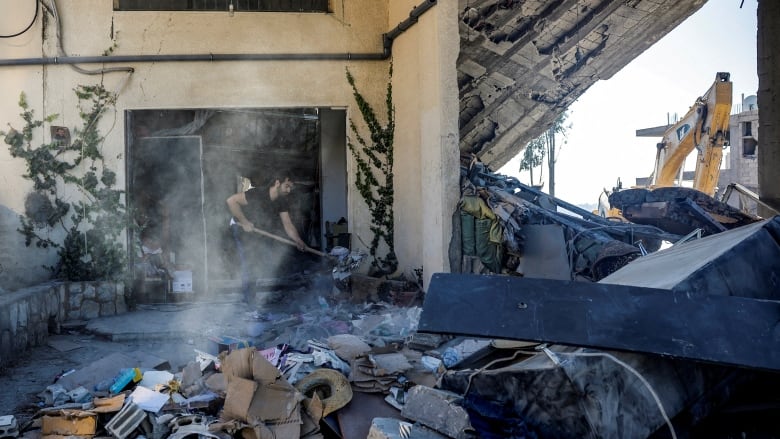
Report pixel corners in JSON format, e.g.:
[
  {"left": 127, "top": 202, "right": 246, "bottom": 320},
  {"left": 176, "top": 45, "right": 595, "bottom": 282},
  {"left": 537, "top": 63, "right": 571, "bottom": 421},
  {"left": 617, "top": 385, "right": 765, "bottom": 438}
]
[{"left": 457, "top": 0, "right": 708, "bottom": 169}]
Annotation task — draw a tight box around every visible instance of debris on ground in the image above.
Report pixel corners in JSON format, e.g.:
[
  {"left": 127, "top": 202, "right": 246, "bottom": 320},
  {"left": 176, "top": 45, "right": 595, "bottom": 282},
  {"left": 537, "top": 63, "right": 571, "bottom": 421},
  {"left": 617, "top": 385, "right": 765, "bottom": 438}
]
[{"left": 1, "top": 160, "right": 778, "bottom": 438}]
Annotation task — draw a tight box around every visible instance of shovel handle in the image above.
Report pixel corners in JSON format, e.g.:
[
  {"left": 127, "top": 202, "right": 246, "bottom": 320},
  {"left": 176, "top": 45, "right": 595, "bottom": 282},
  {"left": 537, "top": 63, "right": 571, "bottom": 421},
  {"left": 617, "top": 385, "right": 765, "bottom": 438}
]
[{"left": 251, "top": 227, "right": 329, "bottom": 258}]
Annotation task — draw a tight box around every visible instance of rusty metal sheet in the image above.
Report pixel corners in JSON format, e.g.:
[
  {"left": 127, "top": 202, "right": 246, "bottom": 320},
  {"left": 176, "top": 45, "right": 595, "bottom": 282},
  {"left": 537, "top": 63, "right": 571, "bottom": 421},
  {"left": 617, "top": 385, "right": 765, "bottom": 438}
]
[{"left": 418, "top": 273, "right": 780, "bottom": 371}]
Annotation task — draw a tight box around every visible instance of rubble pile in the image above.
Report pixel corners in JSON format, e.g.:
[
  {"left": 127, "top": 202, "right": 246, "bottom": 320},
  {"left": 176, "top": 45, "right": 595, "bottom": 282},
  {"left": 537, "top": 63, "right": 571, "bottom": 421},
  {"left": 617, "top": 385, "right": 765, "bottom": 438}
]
[
  {"left": 2, "top": 288, "right": 528, "bottom": 439},
  {"left": 457, "top": 154, "right": 684, "bottom": 281}
]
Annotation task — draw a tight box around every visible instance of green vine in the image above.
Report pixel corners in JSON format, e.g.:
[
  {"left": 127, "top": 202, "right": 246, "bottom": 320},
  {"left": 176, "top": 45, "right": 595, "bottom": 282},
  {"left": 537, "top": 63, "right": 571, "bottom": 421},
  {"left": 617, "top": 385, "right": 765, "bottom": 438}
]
[
  {"left": 2, "top": 84, "right": 129, "bottom": 281},
  {"left": 346, "top": 65, "right": 397, "bottom": 275}
]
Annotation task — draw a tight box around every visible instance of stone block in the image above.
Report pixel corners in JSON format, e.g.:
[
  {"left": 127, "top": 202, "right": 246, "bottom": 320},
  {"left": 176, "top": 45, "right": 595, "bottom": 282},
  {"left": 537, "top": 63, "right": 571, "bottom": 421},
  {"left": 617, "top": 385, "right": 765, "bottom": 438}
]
[
  {"left": 401, "top": 386, "right": 475, "bottom": 439},
  {"left": 68, "top": 291, "right": 82, "bottom": 310},
  {"left": 81, "top": 300, "right": 100, "bottom": 319},
  {"left": 367, "top": 418, "right": 447, "bottom": 439},
  {"left": 83, "top": 284, "right": 96, "bottom": 300},
  {"left": 69, "top": 283, "right": 83, "bottom": 294},
  {"left": 97, "top": 283, "right": 115, "bottom": 302}
]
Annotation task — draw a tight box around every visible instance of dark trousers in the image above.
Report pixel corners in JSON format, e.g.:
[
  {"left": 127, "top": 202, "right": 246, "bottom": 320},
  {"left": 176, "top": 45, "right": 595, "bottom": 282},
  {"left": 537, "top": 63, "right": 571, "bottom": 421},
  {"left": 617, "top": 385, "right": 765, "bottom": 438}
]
[
  {"left": 231, "top": 224, "right": 251, "bottom": 301},
  {"left": 231, "top": 224, "right": 299, "bottom": 301}
]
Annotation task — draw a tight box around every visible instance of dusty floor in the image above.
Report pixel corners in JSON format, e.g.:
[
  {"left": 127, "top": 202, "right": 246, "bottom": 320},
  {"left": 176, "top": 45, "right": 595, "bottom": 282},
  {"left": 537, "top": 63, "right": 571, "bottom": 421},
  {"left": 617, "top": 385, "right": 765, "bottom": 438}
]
[
  {"left": 0, "top": 280, "right": 420, "bottom": 422},
  {"left": 0, "top": 332, "right": 200, "bottom": 417}
]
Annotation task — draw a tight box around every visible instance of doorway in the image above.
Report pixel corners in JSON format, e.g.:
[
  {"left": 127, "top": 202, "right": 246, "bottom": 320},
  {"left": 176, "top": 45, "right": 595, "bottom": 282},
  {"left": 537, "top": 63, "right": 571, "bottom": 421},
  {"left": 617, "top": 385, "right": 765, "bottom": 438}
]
[{"left": 126, "top": 107, "right": 347, "bottom": 300}]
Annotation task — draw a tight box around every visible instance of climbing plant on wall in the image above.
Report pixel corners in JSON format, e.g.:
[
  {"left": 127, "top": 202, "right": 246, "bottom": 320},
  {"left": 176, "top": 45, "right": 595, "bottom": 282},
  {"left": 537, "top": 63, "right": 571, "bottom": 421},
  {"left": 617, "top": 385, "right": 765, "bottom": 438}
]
[
  {"left": 2, "top": 84, "right": 129, "bottom": 281},
  {"left": 346, "top": 66, "right": 398, "bottom": 275}
]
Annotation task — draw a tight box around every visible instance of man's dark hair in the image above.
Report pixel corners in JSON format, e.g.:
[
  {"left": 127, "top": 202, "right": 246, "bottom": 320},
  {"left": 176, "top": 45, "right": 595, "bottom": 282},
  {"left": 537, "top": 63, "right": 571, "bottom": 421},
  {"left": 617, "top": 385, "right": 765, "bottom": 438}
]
[{"left": 253, "top": 172, "right": 292, "bottom": 188}]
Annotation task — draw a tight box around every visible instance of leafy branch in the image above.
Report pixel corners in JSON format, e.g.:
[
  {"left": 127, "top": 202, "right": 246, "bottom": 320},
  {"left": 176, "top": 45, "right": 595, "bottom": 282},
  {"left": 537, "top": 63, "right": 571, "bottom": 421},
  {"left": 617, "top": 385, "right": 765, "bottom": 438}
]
[
  {"left": 2, "top": 84, "right": 129, "bottom": 281},
  {"left": 346, "top": 66, "right": 397, "bottom": 275}
]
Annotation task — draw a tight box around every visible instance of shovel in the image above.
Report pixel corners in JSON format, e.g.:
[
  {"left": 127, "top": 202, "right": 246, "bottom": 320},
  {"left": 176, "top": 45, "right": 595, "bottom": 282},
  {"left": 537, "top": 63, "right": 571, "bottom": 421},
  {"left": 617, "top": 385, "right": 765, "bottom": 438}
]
[{"left": 251, "top": 227, "right": 331, "bottom": 258}]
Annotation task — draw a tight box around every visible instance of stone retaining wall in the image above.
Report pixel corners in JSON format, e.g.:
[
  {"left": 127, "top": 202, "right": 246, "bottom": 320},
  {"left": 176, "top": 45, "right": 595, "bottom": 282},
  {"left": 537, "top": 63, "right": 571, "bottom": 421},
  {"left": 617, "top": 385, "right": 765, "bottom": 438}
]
[{"left": 0, "top": 281, "right": 127, "bottom": 368}]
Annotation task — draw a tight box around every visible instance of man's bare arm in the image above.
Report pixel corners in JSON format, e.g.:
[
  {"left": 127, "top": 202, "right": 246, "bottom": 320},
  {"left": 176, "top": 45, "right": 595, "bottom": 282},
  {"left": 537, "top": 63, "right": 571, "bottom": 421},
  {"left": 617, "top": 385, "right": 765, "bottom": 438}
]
[
  {"left": 226, "top": 192, "right": 254, "bottom": 232},
  {"left": 279, "top": 211, "right": 307, "bottom": 251}
]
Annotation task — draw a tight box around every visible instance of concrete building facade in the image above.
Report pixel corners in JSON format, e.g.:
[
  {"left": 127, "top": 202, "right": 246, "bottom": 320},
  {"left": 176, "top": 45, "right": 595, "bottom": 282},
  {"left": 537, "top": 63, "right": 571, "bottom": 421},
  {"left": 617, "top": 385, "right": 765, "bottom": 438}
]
[
  {"left": 720, "top": 95, "right": 760, "bottom": 213},
  {"left": 0, "top": 0, "right": 459, "bottom": 292}
]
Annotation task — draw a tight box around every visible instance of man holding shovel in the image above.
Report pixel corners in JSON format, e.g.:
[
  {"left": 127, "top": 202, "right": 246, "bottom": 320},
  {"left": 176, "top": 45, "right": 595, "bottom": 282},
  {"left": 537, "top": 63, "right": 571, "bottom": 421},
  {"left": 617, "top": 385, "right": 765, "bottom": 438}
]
[{"left": 227, "top": 173, "right": 309, "bottom": 303}]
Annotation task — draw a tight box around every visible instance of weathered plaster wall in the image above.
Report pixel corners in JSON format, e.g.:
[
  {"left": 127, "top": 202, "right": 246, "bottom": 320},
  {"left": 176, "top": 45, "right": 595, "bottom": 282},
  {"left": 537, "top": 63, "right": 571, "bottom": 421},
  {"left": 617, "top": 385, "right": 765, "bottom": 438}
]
[
  {"left": 2, "top": 0, "right": 454, "bottom": 290},
  {"left": 0, "top": 1, "right": 54, "bottom": 288}
]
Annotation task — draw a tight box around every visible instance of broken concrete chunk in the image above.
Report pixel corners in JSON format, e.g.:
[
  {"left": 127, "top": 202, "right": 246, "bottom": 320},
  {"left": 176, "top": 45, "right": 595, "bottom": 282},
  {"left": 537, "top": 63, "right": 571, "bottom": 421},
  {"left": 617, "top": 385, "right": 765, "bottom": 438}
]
[
  {"left": 0, "top": 415, "right": 19, "bottom": 439},
  {"left": 105, "top": 402, "right": 145, "bottom": 439},
  {"left": 400, "top": 386, "right": 475, "bottom": 439},
  {"left": 204, "top": 373, "right": 226, "bottom": 395}
]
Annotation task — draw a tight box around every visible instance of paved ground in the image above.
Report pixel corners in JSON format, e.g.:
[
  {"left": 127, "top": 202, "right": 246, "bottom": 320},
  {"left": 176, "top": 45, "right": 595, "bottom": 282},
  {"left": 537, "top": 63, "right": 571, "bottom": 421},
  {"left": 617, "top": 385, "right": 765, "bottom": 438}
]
[{"left": 0, "top": 286, "right": 342, "bottom": 418}]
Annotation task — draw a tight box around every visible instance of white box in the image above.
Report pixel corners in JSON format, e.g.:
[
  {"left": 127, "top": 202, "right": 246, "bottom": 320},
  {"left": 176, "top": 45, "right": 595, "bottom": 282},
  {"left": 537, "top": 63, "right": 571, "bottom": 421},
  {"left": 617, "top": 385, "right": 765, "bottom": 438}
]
[{"left": 172, "top": 270, "right": 193, "bottom": 293}]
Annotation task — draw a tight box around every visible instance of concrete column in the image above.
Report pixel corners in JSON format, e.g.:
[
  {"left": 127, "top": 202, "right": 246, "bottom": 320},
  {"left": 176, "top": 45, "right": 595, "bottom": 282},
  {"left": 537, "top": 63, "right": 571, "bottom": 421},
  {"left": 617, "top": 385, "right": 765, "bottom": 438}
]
[
  {"left": 418, "top": 2, "right": 460, "bottom": 287},
  {"left": 757, "top": 0, "right": 780, "bottom": 214},
  {"left": 390, "top": 1, "right": 460, "bottom": 288}
]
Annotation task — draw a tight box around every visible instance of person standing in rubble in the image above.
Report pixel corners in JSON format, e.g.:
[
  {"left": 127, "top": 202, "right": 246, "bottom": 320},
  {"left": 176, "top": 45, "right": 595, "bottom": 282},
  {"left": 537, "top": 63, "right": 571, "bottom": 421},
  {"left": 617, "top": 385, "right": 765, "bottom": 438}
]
[{"left": 226, "top": 173, "right": 308, "bottom": 303}]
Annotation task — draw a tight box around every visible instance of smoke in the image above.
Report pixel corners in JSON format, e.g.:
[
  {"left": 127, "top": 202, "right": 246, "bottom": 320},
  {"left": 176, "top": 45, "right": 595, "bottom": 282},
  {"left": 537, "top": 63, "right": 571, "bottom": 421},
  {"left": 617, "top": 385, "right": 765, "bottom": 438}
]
[{"left": 128, "top": 108, "right": 323, "bottom": 316}]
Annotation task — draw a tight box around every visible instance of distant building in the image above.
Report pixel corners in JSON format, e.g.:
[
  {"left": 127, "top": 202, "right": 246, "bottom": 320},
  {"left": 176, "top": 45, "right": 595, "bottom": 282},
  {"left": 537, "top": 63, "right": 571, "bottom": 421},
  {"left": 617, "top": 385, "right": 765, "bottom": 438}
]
[
  {"left": 633, "top": 95, "right": 760, "bottom": 215},
  {"left": 719, "top": 95, "right": 759, "bottom": 214}
]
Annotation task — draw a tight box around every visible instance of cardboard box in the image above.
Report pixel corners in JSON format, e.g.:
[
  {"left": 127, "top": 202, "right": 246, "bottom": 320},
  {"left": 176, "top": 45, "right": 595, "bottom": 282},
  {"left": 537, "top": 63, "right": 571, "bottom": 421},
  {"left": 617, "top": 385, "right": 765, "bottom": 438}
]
[
  {"left": 42, "top": 410, "right": 97, "bottom": 436},
  {"left": 172, "top": 270, "right": 193, "bottom": 293}
]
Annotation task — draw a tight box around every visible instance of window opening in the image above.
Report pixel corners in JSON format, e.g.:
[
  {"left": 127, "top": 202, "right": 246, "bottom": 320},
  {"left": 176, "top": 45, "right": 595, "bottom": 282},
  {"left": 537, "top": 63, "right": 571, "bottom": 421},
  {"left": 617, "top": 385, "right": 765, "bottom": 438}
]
[{"left": 114, "top": 0, "right": 330, "bottom": 12}]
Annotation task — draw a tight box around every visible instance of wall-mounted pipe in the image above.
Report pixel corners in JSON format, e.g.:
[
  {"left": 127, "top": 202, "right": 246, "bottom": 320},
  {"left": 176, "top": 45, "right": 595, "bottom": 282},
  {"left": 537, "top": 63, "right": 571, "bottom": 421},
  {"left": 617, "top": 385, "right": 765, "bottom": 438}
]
[{"left": 0, "top": 0, "right": 437, "bottom": 67}]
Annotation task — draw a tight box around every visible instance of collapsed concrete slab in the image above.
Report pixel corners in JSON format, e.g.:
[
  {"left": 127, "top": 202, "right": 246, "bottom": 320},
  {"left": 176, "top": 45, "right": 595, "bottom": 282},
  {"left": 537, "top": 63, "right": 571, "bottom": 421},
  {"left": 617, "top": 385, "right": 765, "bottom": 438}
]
[
  {"left": 418, "top": 273, "right": 780, "bottom": 370},
  {"left": 418, "top": 217, "right": 780, "bottom": 437},
  {"left": 600, "top": 216, "right": 780, "bottom": 299}
]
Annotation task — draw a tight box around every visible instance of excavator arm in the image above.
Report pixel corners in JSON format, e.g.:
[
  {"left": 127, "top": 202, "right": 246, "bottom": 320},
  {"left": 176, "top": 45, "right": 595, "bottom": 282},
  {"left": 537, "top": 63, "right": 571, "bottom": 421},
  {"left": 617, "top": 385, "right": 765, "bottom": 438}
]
[
  {"left": 607, "top": 73, "right": 761, "bottom": 237},
  {"left": 651, "top": 72, "right": 732, "bottom": 196}
]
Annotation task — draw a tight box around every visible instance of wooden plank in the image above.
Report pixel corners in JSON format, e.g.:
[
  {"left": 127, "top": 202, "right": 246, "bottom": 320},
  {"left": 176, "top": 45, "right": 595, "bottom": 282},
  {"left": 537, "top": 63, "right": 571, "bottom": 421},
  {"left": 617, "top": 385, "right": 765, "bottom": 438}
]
[{"left": 418, "top": 273, "right": 780, "bottom": 371}]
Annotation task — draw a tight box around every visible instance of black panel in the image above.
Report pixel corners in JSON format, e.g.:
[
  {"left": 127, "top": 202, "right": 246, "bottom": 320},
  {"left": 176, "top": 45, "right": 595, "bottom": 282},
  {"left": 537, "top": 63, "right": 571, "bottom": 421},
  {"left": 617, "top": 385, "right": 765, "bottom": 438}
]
[{"left": 418, "top": 273, "right": 780, "bottom": 371}]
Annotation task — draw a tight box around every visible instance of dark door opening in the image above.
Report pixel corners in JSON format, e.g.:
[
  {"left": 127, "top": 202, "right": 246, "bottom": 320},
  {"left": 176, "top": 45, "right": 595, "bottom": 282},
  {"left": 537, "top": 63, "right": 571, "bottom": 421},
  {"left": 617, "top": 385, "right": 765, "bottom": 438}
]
[{"left": 126, "top": 108, "right": 347, "bottom": 301}]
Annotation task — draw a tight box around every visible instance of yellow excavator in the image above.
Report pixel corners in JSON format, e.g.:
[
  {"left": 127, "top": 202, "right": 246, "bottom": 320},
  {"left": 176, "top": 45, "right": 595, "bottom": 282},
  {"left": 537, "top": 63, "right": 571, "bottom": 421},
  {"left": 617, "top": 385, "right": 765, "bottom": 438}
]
[
  {"left": 599, "top": 73, "right": 759, "bottom": 236},
  {"left": 648, "top": 71, "right": 732, "bottom": 196}
]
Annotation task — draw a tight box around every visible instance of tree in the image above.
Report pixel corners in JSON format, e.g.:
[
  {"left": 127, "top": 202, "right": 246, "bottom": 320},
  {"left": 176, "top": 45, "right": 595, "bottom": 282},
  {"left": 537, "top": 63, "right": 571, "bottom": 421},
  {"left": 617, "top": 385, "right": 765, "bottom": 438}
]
[
  {"left": 519, "top": 111, "right": 571, "bottom": 195},
  {"left": 519, "top": 135, "right": 545, "bottom": 187}
]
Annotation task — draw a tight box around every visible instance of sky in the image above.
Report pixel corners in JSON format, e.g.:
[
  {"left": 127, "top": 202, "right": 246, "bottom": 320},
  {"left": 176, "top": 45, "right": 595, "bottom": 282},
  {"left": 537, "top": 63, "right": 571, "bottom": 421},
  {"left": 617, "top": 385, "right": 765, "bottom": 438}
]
[{"left": 499, "top": 0, "right": 759, "bottom": 207}]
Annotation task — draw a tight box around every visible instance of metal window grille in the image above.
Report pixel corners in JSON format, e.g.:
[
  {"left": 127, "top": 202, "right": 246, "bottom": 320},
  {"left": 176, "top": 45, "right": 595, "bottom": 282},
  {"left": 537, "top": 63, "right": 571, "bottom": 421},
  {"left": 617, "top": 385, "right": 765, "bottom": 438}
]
[{"left": 114, "top": 0, "right": 330, "bottom": 12}]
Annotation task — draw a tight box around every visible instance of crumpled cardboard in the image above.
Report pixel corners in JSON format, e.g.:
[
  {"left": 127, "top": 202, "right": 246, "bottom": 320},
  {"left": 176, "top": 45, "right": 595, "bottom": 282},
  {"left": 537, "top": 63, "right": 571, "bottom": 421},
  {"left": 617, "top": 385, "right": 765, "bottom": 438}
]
[
  {"left": 92, "top": 394, "right": 126, "bottom": 413},
  {"left": 41, "top": 410, "right": 97, "bottom": 437},
  {"left": 220, "top": 349, "right": 254, "bottom": 382},
  {"left": 327, "top": 334, "right": 371, "bottom": 362},
  {"left": 218, "top": 348, "right": 304, "bottom": 439},
  {"left": 223, "top": 377, "right": 258, "bottom": 422}
]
